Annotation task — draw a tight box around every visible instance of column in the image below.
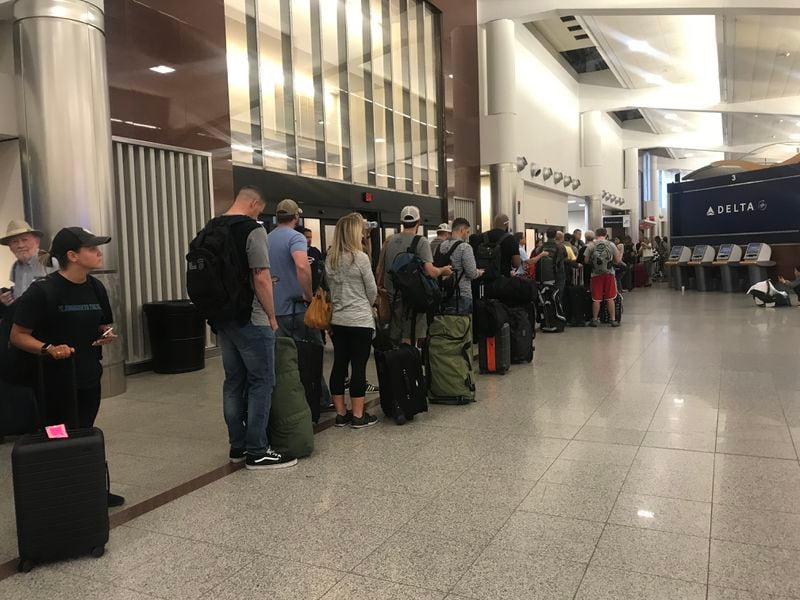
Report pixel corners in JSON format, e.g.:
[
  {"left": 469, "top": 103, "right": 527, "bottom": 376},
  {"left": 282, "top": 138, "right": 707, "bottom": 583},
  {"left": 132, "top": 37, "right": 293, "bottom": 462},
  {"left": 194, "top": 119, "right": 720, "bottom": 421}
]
[
  {"left": 587, "top": 194, "right": 603, "bottom": 231},
  {"left": 14, "top": 0, "right": 125, "bottom": 397},
  {"left": 485, "top": 19, "right": 516, "bottom": 229},
  {"left": 624, "top": 147, "right": 640, "bottom": 243}
]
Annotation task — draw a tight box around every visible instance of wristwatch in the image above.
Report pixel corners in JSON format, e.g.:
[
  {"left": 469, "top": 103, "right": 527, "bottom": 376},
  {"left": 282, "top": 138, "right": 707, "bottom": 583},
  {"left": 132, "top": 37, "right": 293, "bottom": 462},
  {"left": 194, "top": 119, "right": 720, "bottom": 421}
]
[{"left": 40, "top": 343, "right": 51, "bottom": 355}]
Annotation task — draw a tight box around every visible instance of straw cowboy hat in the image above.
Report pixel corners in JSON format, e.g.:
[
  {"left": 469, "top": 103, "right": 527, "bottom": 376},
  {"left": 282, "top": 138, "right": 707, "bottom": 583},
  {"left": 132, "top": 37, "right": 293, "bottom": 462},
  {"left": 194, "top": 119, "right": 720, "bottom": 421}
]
[{"left": 0, "top": 220, "right": 43, "bottom": 245}]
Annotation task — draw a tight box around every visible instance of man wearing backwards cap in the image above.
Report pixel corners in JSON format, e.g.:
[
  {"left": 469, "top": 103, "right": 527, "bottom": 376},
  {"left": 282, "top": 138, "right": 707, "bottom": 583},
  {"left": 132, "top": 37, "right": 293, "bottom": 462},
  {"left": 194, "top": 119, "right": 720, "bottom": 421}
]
[
  {"left": 0, "top": 219, "right": 57, "bottom": 307},
  {"left": 429, "top": 222, "right": 451, "bottom": 258},
  {"left": 10, "top": 226, "right": 125, "bottom": 507}
]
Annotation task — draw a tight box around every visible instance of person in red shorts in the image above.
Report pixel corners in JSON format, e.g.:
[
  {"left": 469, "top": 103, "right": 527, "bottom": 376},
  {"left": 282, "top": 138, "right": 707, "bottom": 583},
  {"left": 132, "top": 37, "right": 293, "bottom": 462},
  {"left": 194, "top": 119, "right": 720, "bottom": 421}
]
[{"left": 585, "top": 228, "right": 621, "bottom": 327}]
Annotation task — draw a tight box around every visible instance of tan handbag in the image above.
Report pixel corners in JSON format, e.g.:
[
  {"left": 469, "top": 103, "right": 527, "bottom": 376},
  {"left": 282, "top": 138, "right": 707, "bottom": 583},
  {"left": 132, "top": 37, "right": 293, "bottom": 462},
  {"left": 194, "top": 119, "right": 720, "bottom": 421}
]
[{"left": 304, "top": 287, "right": 332, "bottom": 330}]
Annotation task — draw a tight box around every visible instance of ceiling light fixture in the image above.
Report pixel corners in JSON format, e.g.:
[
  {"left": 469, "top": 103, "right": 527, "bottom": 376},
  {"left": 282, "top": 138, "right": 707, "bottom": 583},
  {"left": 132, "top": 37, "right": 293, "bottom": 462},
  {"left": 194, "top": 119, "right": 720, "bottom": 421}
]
[
  {"left": 515, "top": 156, "right": 528, "bottom": 172},
  {"left": 563, "top": 175, "right": 573, "bottom": 187},
  {"left": 553, "top": 171, "right": 563, "bottom": 184},
  {"left": 446, "top": 157, "right": 454, "bottom": 162},
  {"left": 572, "top": 179, "right": 581, "bottom": 190},
  {"left": 753, "top": 114, "right": 759, "bottom": 118},
  {"left": 568, "top": 200, "right": 577, "bottom": 204},
  {"left": 542, "top": 167, "right": 553, "bottom": 181},
  {"left": 150, "top": 65, "right": 175, "bottom": 74},
  {"left": 530, "top": 163, "right": 543, "bottom": 178},
  {"left": 779, "top": 51, "right": 792, "bottom": 58},
  {"left": 627, "top": 39, "right": 652, "bottom": 54},
  {"left": 644, "top": 73, "right": 668, "bottom": 86}
]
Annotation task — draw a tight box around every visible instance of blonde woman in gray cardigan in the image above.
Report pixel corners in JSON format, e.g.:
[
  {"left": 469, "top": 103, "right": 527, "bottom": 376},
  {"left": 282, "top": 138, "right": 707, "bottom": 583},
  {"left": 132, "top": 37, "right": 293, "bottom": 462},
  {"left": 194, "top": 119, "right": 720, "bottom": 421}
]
[{"left": 326, "top": 213, "right": 379, "bottom": 429}]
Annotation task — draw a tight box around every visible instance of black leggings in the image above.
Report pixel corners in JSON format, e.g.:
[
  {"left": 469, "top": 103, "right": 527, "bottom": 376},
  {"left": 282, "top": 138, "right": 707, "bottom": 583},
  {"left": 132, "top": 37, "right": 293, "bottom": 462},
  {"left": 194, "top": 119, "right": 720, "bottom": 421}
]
[{"left": 329, "top": 325, "right": 373, "bottom": 397}]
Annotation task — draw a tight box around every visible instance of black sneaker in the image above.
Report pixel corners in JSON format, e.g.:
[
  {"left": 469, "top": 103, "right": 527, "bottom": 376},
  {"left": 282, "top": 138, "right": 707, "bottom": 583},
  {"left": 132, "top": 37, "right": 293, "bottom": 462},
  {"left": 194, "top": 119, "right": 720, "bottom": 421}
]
[
  {"left": 365, "top": 381, "right": 380, "bottom": 394},
  {"left": 351, "top": 411, "right": 378, "bottom": 429},
  {"left": 610, "top": 321, "right": 620, "bottom": 328},
  {"left": 589, "top": 320, "right": 599, "bottom": 328},
  {"left": 229, "top": 447, "right": 246, "bottom": 464},
  {"left": 107, "top": 492, "right": 125, "bottom": 508},
  {"left": 335, "top": 411, "right": 353, "bottom": 427},
  {"left": 246, "top": 448, "right": 298, "bottom": 470}
]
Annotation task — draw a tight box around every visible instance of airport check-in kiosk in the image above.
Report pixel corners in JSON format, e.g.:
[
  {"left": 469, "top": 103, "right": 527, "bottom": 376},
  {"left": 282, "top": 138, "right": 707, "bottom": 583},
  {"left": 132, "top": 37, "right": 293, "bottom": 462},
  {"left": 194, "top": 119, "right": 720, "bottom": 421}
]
[
  {"left": 665, "top": 246, "right": 692, "bottom": 289},
  {"left": 688, "top": 245, "right": 717, "bottom": 291},
  {"left": 712, "top": 244, "right": 745, "bottom": 293},
  {"left": 741, "top": 243, "right": 774, "bottom": 286}
]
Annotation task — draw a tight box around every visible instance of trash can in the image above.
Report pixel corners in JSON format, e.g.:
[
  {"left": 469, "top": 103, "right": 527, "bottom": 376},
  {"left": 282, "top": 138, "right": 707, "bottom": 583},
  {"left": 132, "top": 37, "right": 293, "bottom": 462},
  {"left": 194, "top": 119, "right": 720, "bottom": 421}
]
[{"left": 143, "top": 301, "right": 206, "bottom": 374}]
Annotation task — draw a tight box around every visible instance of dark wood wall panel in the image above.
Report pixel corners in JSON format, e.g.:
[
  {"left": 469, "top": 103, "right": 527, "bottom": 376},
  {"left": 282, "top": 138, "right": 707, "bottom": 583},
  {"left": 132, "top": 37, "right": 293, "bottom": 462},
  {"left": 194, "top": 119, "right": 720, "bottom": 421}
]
[{"left": 105, "top": 0, "right": 234, "bottom": 212}]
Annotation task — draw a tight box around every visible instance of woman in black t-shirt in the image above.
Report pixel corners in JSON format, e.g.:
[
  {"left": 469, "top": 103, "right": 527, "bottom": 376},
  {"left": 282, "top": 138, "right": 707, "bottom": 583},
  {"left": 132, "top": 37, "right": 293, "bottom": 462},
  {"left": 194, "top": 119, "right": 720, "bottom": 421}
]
[{"left": 11, "top": 227, "right": 125, "bottom": 507}]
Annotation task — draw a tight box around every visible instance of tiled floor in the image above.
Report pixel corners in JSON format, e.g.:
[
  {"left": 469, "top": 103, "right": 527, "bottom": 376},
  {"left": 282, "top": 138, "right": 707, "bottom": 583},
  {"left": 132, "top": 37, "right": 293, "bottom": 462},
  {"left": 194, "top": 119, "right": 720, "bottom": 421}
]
[{"left": 2, "top": 286, "right": 800, "bottom": 599}]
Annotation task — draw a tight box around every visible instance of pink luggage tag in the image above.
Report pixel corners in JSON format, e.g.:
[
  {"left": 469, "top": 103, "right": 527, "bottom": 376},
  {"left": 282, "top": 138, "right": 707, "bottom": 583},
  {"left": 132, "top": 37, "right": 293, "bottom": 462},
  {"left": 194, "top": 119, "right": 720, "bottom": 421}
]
[{"left": 45, "top": 424, "right": 69, "bottom": 439}]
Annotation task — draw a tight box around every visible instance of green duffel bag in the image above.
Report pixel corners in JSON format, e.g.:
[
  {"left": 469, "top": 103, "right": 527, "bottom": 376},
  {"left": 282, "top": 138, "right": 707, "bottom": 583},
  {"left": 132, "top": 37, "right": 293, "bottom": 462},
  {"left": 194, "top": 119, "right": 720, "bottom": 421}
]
[
  {"left": 268, "top": 337, "right": 314, "bottom": 459},
  {"left": 425, "top": 314, "right": 476, "bottom": 405}
]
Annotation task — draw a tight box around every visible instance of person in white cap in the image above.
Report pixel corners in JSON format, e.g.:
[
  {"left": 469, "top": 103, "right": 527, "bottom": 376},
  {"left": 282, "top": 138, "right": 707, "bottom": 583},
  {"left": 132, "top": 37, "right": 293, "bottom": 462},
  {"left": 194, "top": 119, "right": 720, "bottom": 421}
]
[
  {"left": 377, "top": 206, "right": 452, "bottom": 345},
  {"left": 0, "top": 220, "right": 56, "bottom": 307},
  {"left": 429, "top": 222, "right": 451, "bottom": 257}
]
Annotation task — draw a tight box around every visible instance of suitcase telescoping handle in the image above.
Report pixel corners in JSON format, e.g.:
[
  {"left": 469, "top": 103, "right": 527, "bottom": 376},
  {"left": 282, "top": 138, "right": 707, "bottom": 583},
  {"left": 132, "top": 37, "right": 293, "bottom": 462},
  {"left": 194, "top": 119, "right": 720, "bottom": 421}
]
[{"left": 35, "top": 354, "right": 80, "bottom": 431}]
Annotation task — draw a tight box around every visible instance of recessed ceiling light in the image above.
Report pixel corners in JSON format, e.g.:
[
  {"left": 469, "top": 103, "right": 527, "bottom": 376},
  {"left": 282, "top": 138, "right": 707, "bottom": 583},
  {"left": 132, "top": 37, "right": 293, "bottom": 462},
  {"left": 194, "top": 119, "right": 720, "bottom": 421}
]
[
  {"left": 664, "top": 113, "right": 679, "bottom": 120},
  {"left": 628, "top": 39, "right": 652, "bottom": 53},
  {"left": 779, "top": 119, "right": 784, "bottom": 123},
  {"left": 448, "top": 74, "right": 454, "bottom": 79},
  {"left": 578, "top": 204, "right": 585, "bottom": 208},
  {"left": 446, "top": 157, "right": 454, "bottom": 162},
  {"left": 149, "top": 65, "right": 175, "bottom": 74},
  {"left": 753, "top": 114, "right": 759, "bottom": 118},
  {"left": 568, "top": 200, "right": 577, "bottom": 204}
]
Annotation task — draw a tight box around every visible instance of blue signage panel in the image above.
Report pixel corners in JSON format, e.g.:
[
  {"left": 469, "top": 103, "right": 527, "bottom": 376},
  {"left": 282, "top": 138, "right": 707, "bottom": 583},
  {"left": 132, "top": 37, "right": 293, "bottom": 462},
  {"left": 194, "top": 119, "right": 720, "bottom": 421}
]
[{"left": 670, "top": 170, "right": 800, "bottom": 244}]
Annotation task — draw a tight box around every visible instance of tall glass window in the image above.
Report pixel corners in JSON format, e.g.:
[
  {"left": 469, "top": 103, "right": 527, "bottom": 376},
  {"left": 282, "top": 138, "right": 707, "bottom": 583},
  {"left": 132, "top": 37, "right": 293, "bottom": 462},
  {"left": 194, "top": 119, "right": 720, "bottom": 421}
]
[
  {"left": 225, "top": 0, "right": 443, "bottom": 196},
  {"left": 258, "top": 0, "right": 296, "bottom": 171}
]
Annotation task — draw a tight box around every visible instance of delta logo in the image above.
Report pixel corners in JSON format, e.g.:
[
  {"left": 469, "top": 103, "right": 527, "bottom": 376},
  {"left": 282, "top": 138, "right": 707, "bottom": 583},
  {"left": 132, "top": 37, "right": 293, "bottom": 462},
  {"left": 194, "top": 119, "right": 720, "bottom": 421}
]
[{"left": 706, "top": 201, "right": 767, "bottom": 217}]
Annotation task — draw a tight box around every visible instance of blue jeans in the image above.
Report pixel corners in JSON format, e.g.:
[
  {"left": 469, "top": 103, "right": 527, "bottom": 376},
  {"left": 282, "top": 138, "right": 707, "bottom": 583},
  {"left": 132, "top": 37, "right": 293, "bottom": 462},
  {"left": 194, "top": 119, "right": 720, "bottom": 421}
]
[{"left": 217, "top": 322, "right": 275, "bottom": 454}]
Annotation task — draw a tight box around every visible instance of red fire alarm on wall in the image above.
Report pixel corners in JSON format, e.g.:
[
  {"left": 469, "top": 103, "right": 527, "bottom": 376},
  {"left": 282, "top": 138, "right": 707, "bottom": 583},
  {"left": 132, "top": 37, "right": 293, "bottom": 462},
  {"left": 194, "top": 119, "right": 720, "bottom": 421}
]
[{"left": 362, "top": 192, "right": 373, "bottom": 203}]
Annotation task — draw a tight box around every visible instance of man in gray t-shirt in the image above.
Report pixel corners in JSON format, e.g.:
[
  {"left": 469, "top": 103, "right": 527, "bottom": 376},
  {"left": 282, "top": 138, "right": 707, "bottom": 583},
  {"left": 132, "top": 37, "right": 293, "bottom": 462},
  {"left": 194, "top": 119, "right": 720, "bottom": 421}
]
[
  {"left": 378, "top": 205, "right": 452, "bottom": 344},
  {"left": 437, "top": 217, "right": 483, "bottom": 314},
  {"left": 213, "top": 187, "right": 296, "bottom": 470}
]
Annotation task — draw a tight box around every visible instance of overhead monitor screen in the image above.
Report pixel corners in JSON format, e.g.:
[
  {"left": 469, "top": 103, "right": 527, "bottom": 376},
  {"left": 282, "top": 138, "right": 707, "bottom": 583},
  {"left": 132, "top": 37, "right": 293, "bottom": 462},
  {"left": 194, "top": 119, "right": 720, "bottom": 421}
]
[
  {"left": 692, "top": 245, "right": 707, "bottom": 260},
  {"left": 669, "top": 246, "right": 683, "bottom": 260},
  {"left": 717, "top": 244, "right": 732, "bottom": 259},
  {"left": 744, "top": 243, "right": 761, "bottom": 259}
]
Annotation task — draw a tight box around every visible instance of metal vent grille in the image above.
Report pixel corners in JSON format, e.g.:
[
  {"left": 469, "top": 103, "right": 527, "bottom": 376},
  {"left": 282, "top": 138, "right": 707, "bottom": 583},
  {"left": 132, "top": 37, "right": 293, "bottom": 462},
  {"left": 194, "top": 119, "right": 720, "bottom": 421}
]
[
  {"left": 453, "top": 196, "right": 478, "bottom": 229},
  {"left": 112, "top": 138, "right": 214, "bottom": 365}
]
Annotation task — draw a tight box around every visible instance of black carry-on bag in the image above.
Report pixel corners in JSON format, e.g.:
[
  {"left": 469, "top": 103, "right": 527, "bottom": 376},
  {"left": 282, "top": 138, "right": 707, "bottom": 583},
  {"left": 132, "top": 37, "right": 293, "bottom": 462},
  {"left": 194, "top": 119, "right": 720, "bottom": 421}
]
[
  {"left": 374, "top": 316, "right": 428, "bottom": 425},
  {"left": 599, "top": 293, "right": 624, "bottom": 324},
  {"left": 12, "top": 357, "right": 109, "bottom": 573},
  {"left": 506, "top": 303, "right": 535, "bottom": 364}
]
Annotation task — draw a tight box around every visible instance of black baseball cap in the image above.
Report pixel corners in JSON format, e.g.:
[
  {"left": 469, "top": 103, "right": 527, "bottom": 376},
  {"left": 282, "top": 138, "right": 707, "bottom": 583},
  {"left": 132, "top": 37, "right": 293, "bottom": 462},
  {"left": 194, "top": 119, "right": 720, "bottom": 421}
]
[{"left": 50, "top": 227, "right": 111, "bottom": 257}]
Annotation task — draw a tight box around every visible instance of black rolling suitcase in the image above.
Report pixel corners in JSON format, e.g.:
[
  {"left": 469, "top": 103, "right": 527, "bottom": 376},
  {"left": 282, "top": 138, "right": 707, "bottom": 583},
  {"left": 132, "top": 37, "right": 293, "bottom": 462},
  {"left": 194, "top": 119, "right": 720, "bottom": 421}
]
[
  {"left": 476, "top": 298, "right": 511, "bottom": 374},
  {"left": 599, "top": 294, "right": 624, "bottom": 324},
  {"left": 564, "top": 286, "right": 592, "bottom": 326},
  {"left": 374, "top": 320, "right": 428, "bottom": 425},
  {"left": 12, "top": 359, "right": 109, "bottom": 572},
  {"left": 506, "top": 304, "right": 534, "bottom": 364}
]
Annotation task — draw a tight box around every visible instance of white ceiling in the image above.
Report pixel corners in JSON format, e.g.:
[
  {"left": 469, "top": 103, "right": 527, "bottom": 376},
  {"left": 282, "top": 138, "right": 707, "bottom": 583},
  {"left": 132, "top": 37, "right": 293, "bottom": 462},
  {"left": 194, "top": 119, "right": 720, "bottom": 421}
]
[
  {"left": 530, "top": 10, "right": 800, "bottom": 163},
  {"left": 722, "top": 15, "right": 800, "bottom": 103}
]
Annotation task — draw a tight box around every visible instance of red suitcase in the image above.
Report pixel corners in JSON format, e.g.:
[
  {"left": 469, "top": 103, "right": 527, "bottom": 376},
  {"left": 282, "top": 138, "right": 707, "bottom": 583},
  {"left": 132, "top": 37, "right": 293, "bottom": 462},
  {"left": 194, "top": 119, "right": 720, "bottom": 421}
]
[{"left": 633, "top": 263, "right": 650, "bottom": 288}]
